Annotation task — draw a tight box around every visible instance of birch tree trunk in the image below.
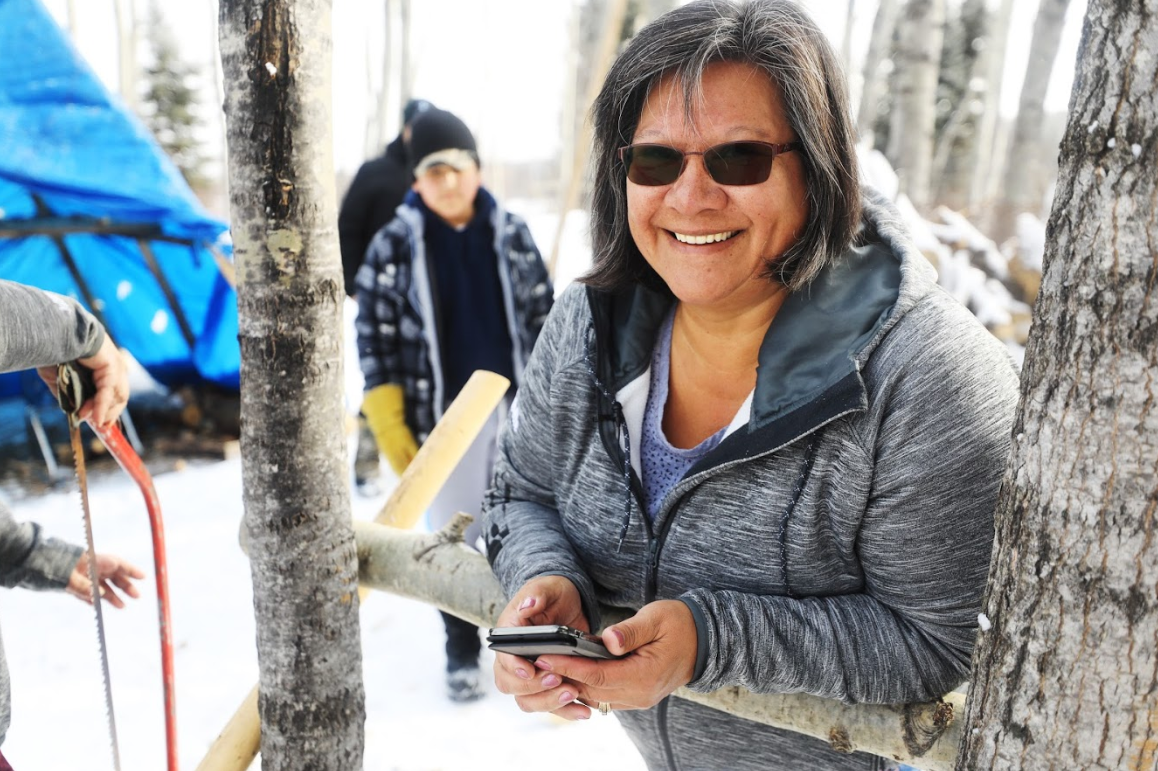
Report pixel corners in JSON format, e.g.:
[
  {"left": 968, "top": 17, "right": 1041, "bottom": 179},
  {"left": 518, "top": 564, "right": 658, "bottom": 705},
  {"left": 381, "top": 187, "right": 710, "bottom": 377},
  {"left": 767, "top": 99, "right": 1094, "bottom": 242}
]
[
  {"left": 398, "top": 0, "right": 413, "bottom": 106},
  {"left": 932, "top": 0, "right": 986, "bottom": 210},
  {"left": 991, "top": 0, "right": 1073, "bottom": 241},
  {"left": 218, "top": 2, "right": 365, "bottom": 768},
  {"left": 967, "top": 0, "right": 1014, "bottom": 212},
  {"left": 841, "top": 0, "right": 856, "bottom": 71},
  {"left": 113, "top": 0, "right": 137, "bottom": 111},
  {"left": 893, "top": 0, "right": 946, "bottom": 211},
  {"left": 857, "top": 0, "right": 898, "bottom": 149},
  {"left": 957, "top": 1, "right": 1158, "bottom": 768}
]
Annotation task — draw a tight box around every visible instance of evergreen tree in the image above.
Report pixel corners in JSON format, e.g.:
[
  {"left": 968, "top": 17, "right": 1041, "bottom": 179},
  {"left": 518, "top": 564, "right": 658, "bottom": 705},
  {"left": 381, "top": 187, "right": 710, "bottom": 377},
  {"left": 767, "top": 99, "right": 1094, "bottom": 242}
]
[{"left": 140, "top": 2, "right": 206, "bottom": 189}]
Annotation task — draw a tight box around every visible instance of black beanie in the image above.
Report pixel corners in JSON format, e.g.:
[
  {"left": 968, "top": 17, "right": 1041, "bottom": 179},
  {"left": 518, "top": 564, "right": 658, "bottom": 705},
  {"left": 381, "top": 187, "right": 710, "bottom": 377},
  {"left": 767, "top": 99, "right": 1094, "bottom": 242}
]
[
  {"left": 407, "top": 108, "right": 478, "bottom": 169},
  {"left": 402, "top": 98, "right": 433, "bottom": 126}
]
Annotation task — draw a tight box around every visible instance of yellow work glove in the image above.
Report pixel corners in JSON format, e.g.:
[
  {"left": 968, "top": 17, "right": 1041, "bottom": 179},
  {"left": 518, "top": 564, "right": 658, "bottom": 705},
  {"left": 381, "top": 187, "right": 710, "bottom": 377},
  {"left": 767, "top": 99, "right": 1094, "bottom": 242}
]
[{"left": 361, "top": 383, "right": 419, "bottom": 476}]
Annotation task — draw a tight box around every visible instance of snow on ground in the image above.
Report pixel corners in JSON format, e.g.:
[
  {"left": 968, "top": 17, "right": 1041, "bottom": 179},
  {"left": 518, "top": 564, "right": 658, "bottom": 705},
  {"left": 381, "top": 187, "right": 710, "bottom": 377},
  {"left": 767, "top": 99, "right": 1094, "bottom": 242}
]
[{"left": 0, "top": 456, "right": 645, "bottom": 770}]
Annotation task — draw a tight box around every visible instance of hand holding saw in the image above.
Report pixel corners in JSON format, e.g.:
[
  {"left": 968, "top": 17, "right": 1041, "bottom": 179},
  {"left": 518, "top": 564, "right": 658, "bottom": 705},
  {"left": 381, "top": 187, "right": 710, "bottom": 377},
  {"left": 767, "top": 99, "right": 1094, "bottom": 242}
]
[{"left": 56, "top": 360, "right": 179, "bottom": 771}]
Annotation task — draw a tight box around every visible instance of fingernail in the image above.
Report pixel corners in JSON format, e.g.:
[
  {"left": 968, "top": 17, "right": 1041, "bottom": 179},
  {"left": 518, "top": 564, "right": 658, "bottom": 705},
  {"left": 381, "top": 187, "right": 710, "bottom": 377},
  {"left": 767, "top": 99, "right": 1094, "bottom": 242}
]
[
  {"left": 610, "top": 628, "right": 625, "bottom": 648},
  {"left": 542, "top": 674, "right": 561, "bottom": 688},
  {"left": 558, "top": 690, "right": 574, "bottom": 704},
  {"left": 518, "top": 597, "right": 536, "bottom": 611},
  {"left": 515, "top": 667, "right": 530, "bottom": 679},
  {"left": 534, "top": 659, "right": 552, "bottom": 671},
  {"left": 576, "top": 711, "right": 590, "bottom": 720}
]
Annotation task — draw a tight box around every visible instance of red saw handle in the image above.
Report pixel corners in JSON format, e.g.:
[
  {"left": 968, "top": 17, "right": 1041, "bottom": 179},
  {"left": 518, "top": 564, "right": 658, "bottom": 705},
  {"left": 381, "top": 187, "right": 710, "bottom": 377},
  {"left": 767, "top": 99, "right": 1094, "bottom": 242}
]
[{"left": 91, "top": 421, "right": 179, "bottom": 771}]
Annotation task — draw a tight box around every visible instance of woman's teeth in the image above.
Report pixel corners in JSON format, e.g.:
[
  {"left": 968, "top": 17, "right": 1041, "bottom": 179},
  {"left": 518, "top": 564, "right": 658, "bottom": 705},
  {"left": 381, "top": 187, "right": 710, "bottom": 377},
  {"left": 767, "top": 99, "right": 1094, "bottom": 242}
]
[{"left": 672, "top": 230, "right": 737, "bottom": 245}]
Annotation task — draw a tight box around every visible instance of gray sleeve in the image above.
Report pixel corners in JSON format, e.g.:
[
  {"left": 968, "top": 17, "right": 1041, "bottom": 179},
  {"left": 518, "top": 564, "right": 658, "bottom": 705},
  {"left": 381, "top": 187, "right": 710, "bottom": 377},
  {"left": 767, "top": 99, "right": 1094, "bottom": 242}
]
[
  {"left": 0, "top": 279, "right": 105, "bottom": 373},
  {"left": 482, "top": 287, "right": 603, "bottom": 629},
  {"left": 0, "top": 500, "right": 84, "bottom": 591},
  {"left": 683, "top": 298, "right": 1020, "bottom": 704}
]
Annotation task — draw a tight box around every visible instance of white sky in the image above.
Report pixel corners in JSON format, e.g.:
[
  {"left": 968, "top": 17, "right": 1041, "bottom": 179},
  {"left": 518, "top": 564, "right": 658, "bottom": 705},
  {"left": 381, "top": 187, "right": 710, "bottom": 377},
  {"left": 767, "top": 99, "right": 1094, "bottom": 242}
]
[{"left": 43, "top": 0, "right": 1086, "bottom": 177}]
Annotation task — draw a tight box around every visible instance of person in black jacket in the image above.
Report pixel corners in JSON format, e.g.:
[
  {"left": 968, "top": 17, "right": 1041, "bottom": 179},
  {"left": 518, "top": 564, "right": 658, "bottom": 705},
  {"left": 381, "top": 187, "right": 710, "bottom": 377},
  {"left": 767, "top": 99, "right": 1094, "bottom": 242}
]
[
  {"left": 338, "top": 99, "right": 434, "bottom": 492},
  {"left": 338, "top": 98, "right": 434, "bottom": 297}
]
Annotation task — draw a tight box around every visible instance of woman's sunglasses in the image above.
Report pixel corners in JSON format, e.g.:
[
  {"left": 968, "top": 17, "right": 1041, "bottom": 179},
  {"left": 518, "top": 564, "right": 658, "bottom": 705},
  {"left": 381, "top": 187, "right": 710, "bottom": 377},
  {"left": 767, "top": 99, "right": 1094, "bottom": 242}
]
[{"left": 617, "top": 141, "right": 802, "bottom": 187}]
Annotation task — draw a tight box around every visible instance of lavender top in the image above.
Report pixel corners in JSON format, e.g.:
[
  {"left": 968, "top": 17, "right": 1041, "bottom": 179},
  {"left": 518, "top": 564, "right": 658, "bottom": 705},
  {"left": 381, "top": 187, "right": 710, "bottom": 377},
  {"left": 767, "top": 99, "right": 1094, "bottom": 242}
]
[{"left": 641, "top": 309, "right": 726, "bottom": 521}]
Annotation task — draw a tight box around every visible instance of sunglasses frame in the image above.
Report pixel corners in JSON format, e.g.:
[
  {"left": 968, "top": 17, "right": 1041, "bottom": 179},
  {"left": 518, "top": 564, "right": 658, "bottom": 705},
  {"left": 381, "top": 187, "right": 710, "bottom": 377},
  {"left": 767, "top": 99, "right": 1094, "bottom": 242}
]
[{"left": 617, "top": 140, "right": 803, "bottom": 187}]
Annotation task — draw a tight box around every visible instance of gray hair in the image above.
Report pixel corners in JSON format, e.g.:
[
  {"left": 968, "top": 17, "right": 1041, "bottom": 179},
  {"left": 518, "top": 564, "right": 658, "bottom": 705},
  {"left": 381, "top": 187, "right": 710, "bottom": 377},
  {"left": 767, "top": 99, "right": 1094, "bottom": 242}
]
[{"left": 581, "top": 0, "right": 860, "bottom": 293}]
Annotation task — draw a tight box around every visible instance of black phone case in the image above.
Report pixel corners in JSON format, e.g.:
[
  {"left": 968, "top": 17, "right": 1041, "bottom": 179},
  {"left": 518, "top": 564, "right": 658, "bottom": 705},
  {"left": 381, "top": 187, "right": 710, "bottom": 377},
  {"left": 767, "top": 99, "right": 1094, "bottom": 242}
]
[{"left": 486, "top": 626, "right": 621, "bottom": 660}]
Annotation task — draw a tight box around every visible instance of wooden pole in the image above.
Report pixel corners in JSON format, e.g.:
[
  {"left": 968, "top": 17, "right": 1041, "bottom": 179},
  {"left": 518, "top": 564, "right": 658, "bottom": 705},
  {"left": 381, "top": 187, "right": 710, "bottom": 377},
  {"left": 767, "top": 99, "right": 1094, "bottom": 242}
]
[{"left": 194, "top": 370, "right": 511, "bottom": 771}]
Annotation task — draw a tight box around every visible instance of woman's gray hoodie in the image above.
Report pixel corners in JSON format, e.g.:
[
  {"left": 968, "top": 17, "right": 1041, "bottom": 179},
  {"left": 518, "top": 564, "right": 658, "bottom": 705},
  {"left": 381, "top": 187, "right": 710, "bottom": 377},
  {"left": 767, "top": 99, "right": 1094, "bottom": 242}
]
[{"left": 482, "top": 194, "right": 1020, "bottom": 770}]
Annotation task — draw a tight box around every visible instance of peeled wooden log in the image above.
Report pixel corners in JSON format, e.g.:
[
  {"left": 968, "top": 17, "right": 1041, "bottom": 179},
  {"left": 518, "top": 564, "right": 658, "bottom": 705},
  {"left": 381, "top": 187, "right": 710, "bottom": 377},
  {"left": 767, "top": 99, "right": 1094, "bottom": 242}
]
[{"left": 356, "top": 513, "right": 964, "bottom": 771}]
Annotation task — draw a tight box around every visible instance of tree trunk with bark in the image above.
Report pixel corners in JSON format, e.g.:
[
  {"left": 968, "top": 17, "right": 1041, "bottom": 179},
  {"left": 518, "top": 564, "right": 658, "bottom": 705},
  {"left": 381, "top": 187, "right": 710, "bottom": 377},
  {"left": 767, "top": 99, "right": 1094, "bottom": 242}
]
[
  {"left": 857, "top": 0, "right": 898, "bottom": 149},
  {"left": 957, "top": 1, "right": 1158, "bottom": 768},
  {"left": 893, "top": 0, "right": 946, "bottom": 211},
  {"left": 967, "top": 0, "right": 1014, "bottom": 213},
  {"left": 398, "top": 0, "right": 413, "bottom": 107},
  {"left": 991, "top": 0, "right": 1073, "bottom": 241},
  {"left": 218, "top": 2, "right": 365, "bottom": 769},
  {"left": 113, "top": 0, "right": 137, "bottom": 112}
]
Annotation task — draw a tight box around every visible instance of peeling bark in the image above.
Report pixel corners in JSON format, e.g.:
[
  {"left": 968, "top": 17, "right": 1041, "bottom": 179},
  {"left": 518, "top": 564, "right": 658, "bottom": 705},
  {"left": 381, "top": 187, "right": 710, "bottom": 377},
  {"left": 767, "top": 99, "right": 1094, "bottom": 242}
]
[
  {"left": 958, "top": 1, "right": 1158, "bottom": 769},
  {"left": 218, "top": 1, "right": 365, "bottom": 768}
]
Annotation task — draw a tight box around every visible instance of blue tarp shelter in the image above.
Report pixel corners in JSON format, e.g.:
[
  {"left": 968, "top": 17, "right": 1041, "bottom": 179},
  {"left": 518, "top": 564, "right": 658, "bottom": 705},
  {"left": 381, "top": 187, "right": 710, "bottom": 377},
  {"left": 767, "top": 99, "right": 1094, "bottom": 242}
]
[{"left": 0, "top": 0, "right": 240, "bottom": 402}]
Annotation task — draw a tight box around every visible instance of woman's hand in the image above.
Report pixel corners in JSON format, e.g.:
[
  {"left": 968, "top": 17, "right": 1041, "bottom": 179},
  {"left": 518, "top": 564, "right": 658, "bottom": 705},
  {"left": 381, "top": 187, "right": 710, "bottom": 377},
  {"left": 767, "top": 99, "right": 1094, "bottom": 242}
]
[
  {"left": 526, "top": 599, "right": 698, "bottom": 721},
  {"left": 492, "top": 575, "right": 595, "bottom": 720}
]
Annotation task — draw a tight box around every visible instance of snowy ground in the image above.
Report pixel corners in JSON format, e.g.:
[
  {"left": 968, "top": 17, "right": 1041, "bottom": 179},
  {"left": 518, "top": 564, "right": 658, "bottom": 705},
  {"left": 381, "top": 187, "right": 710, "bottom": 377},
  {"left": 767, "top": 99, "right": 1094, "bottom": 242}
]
[{"left": 0, "top": 455, "right": 646, "bottom": 771}]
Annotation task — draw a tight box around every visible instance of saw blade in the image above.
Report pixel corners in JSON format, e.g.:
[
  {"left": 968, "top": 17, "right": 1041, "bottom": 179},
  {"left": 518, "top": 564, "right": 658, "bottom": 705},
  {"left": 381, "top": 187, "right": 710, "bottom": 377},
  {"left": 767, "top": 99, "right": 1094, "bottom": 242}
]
[{"left": 69, "top": 416, "right": 123, "bottom": 771}]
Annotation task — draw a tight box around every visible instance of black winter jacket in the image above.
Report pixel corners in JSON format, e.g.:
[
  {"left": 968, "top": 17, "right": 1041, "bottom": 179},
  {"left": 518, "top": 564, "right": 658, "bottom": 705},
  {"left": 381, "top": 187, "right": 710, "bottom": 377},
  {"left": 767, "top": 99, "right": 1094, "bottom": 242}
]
[{"left": 338, "top": 135, "right": 412, "bottom": 296}]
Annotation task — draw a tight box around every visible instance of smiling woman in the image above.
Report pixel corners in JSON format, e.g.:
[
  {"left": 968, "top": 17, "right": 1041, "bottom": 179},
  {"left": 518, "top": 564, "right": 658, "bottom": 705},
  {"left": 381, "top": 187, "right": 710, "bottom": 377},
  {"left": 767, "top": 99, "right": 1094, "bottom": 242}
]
[{"left": 478, "top": 2, "right": 1021, "bottom": 770}]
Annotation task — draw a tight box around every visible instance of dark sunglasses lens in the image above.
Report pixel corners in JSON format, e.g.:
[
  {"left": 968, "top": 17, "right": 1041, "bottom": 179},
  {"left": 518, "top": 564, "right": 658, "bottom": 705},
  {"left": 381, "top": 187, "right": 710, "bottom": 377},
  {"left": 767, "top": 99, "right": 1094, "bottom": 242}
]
[
  {"left": 704, "top": 142, "right": 775, "bottom": 185},
  {"left": 626, "top": 145, "right": 684, "bottom": 186}
]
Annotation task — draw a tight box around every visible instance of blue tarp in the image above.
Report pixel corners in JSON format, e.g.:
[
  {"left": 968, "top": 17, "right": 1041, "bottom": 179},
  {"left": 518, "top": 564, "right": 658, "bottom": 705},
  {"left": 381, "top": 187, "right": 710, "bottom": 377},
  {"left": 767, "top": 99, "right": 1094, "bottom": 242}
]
[{"left": 0, "top": 0, "right": 240, "bottom": 399}]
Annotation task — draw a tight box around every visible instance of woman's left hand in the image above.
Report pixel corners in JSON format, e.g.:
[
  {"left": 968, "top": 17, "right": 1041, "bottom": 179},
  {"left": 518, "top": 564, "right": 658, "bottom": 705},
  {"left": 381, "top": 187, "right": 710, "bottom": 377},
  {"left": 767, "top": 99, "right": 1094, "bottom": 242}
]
[{"left": 531, "top": 599, "right": 698, "bottom": 720}]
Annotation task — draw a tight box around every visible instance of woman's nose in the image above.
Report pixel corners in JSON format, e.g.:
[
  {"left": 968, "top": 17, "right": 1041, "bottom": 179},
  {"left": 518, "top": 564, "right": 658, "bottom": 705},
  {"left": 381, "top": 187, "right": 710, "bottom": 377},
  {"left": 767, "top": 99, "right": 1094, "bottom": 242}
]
[{"left": 664, "top": 155, "right": 726, "bottom": 213}]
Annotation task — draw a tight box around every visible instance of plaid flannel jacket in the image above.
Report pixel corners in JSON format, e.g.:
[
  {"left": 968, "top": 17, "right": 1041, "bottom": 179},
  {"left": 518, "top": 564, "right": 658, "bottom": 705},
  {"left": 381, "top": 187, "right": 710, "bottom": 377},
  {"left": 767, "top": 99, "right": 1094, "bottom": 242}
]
[{"left": 354, "top": 195, "right": 553, "bottom": 443}]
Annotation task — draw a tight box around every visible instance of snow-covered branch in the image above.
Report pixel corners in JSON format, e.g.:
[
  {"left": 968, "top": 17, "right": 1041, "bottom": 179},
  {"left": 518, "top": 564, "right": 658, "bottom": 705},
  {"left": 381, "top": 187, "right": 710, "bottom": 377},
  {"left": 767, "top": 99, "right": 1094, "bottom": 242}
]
[{"left": 354, "top": 516, "right": 963, "bottom": 771}]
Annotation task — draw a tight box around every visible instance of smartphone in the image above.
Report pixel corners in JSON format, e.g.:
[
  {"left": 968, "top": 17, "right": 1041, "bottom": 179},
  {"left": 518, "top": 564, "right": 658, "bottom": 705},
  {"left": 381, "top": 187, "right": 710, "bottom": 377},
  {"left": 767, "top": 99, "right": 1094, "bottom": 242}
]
[{"left": 486, "top": 625, "right": 622, "bottom": 660}]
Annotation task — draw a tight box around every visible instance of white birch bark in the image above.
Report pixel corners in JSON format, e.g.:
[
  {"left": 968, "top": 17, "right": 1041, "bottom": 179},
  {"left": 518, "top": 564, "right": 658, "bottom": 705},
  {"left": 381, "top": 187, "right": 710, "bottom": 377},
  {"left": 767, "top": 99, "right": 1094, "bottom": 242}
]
[
  {"left": 841, "top": 0, "right": 856, "bottom": 72},
  {"left": 218, "top": 1, "right": 365, "bottom": 767},
  {"left": 957, "top": 1, "right": 1158, "bottom": 768},
  {"left": 893, "top": 0, "right": 946, "bottom": 211},
  {"left": 857, "top": 0, "right": 899, "bottom": 148},
  {"left": 112, "top": 0, "right": 137, "bottom": 111},
  {"left": 398, "top": 0, "right": 413, "bottom": 106},
  {"left": 991, "top": 0, "right": 1073, "bottom": 240},
  {"left": 967, "top": 0, "right": 1014, "bottom": 211}
]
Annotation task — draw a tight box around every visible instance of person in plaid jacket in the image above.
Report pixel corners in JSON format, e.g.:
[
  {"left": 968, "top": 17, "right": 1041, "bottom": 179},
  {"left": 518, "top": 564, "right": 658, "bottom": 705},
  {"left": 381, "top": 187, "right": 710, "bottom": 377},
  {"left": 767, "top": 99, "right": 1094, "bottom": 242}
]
[{"left": 354, "top": 108, "right": 553, "bottom": 702}]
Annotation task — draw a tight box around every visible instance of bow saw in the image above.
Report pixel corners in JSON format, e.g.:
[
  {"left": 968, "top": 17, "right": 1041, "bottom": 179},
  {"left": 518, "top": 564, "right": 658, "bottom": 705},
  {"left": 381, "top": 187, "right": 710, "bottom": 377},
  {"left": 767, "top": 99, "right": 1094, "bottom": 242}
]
[{"left": 56, "top": 361, "right": 179, "bottom": 771}]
